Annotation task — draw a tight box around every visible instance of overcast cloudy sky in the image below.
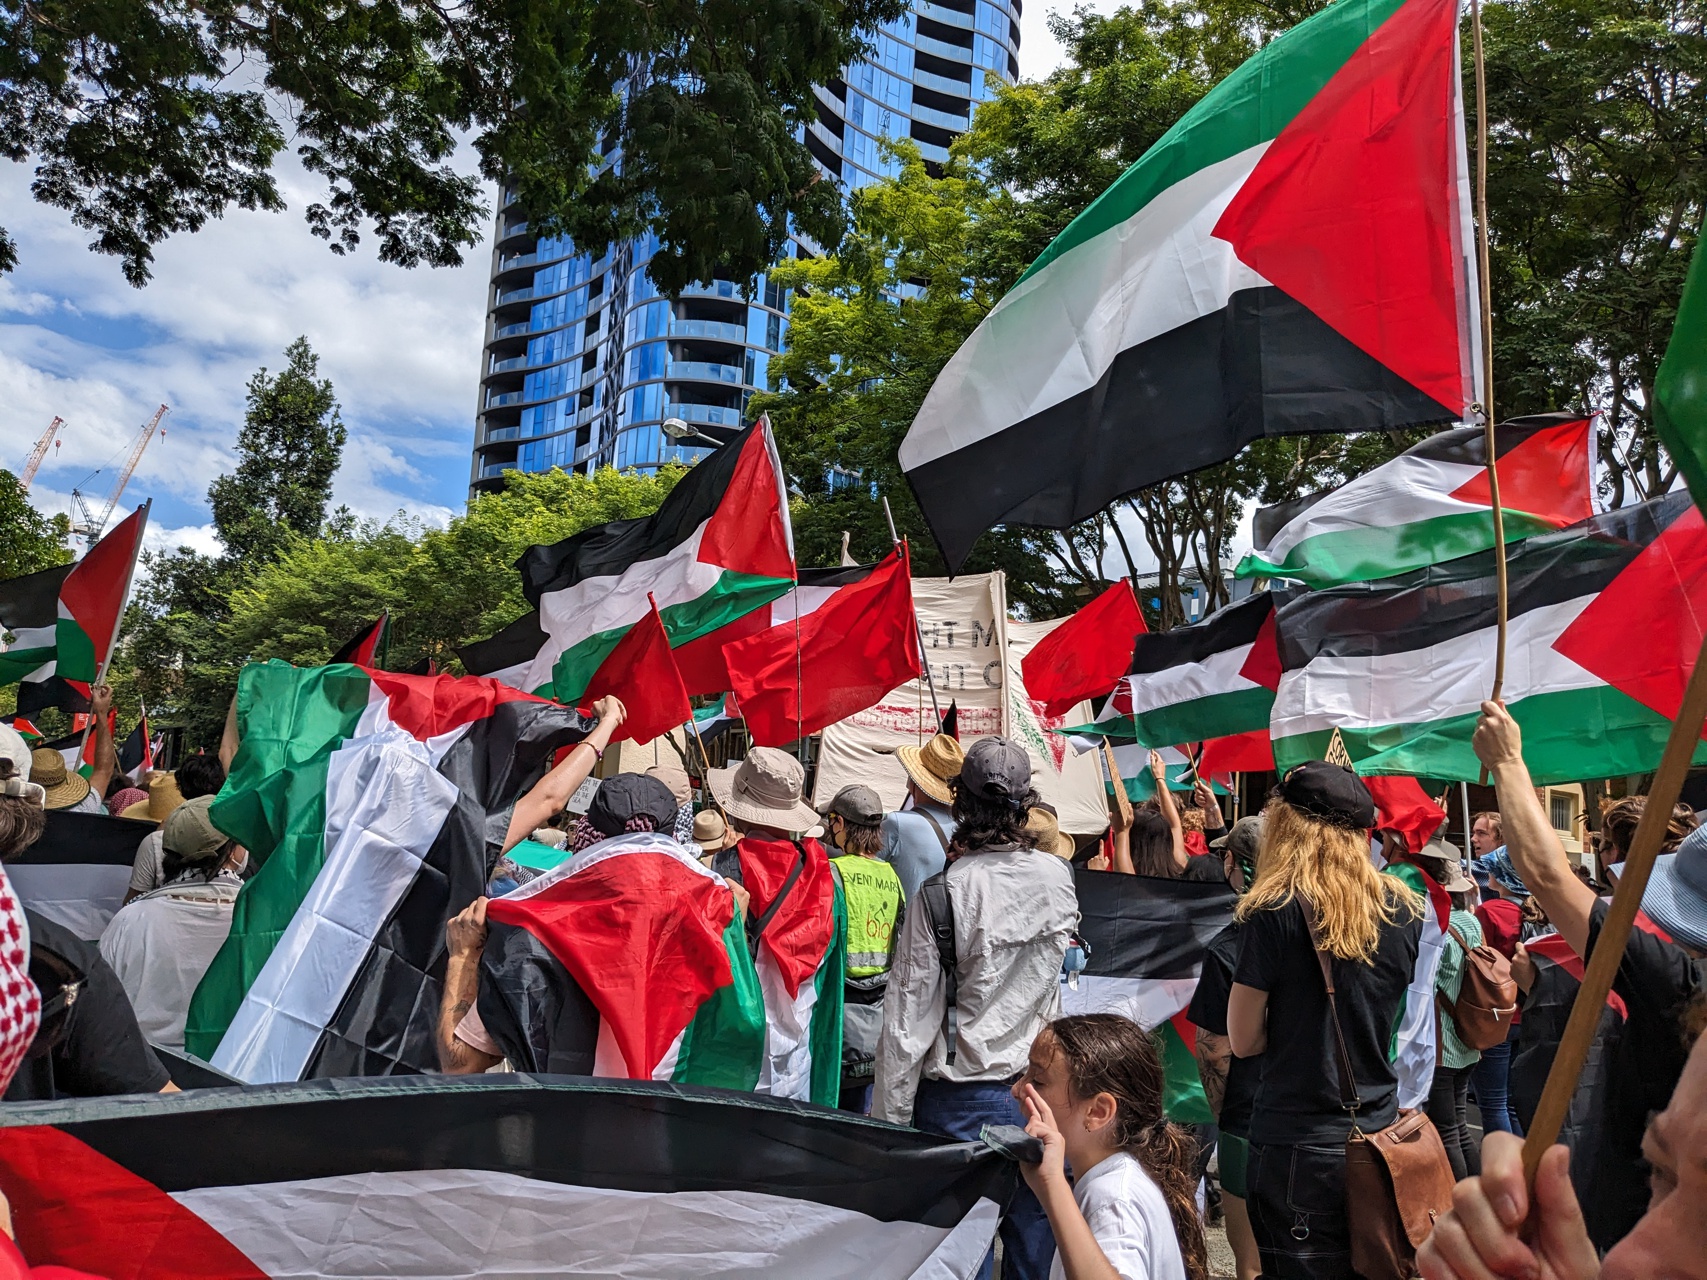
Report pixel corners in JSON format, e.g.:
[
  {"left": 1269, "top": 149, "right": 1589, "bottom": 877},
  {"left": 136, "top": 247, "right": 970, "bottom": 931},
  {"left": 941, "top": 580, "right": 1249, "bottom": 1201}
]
[{"left": 2, "top": 6, "right": 1113, "bottom": 561}]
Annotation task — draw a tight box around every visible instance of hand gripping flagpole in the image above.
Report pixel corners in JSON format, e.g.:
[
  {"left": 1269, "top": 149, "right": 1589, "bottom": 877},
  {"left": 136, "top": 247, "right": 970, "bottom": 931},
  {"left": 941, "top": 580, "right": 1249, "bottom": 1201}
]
[
  {"left": 1519, "top": 628, "right": 1707, "bottom": 1184},
  {"left": 882, "top": 497, "right": 943, "bottom": 727}
]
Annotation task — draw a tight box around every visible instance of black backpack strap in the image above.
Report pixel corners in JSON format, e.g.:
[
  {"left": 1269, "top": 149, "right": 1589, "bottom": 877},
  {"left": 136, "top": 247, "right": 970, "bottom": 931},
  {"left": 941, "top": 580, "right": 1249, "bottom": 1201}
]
[
  {"left": 917, "top": 869, "right": 960, "bottom": 1066},
  {"left": 917, "top": 810, "right": 951, "bottom": 855},
  {"left": 746, "top": 842, "right": 808, "bottom": 959}
]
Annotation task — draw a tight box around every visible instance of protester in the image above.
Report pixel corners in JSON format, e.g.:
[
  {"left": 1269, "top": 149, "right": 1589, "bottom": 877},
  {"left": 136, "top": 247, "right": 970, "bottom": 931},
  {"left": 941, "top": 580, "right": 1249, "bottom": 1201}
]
[
  {"left": 824, "top": 784, "right": 904, "bottom": 1112},
  {"left": 707, "top": 747, "right": 844, "bottom": 1102},
  {"left": 497, "top": 696, "right": 626, "bottom": 854},
  {"left": 646, "top": 764, "right": 695, "bottom": 844},
  {"left": 1227, "top": 762, "right": 1424, "bottom": 1280},
  {"left": 882, "top": 732, "right": 964, "bottom": 900},
  {"left": 103, "top": 785, "right": 147, "bottom": 818},
  {"left": 1470, "top": 810, "right": 1502, "bottom": 858},
  {"left": 1015, "top": 1014, "right": 1207, "bottom": 1280},
  {"left": 1189, "top": 813, "right": 1264, "bottom": 1280},
  {"left": 1026, "top": 803, "right": 1077, "bottom": 859},
  {"left": 1117, "top": 755, "right": 1224, "bottom": 882},
  {"left": 876, "top": 735, "right": 1079, "bottom": 1280},
  {"left": 1417, "top": 996, "right": 1707, "bottom": 1280},
  {"left": 1470, "top": 852, "right": 1538, "bottom": 1136},
  {"left": 1419, "top": 847, "right": 1484, "bottom": 1179},
  {"left": 1473, "top": 700, "right": 1705, "bottom": 1250},
  {"left": 692, "top": 809, "right": 736, "bottom": 862},
  {"left": 0, "top": 763, "right": 46, "bottom": 1093},
  {"left": 99, "top": 796, "right": 245, "bottom": 1050},
  {"left": 1182, "top": 779, "right": 1229, "bottom": 859},
  {"left": 124, "top": 754, "right": 223, "bottom": 902}
]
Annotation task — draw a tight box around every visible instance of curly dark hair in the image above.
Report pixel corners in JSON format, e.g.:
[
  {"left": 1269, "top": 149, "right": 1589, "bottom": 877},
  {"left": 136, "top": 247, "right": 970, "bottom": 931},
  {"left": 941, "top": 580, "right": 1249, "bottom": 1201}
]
[{"left": 947, "top": 777, "right": 1039, "bottom": 853}]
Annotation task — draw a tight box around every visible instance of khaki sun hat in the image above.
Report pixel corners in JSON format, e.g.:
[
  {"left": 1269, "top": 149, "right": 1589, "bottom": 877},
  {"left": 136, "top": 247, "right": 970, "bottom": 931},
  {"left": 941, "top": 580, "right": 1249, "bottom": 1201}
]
[
  {"left": 1025, "top": 805, "right": 1075, "bottom": 859},
  {"left": 645, "top": 765, "right": 693, "bottom": 805},
  {"left": 161, "top": 794, "right": 229, "bottom": 861},
  {"left": 893, "top": 733, "right": 965, "bottom": 808},
  {"left": 119, "top": 770, "right": 184, "bottom": 824},
  {"left": 29, "top": 748, "right": 90, "bottom": 811},
  {"left": 706, "top": 748, "right": 820, "bottom": 833},
  {"left": 693, "top": 809, "right": 736, "bottom": 853}
]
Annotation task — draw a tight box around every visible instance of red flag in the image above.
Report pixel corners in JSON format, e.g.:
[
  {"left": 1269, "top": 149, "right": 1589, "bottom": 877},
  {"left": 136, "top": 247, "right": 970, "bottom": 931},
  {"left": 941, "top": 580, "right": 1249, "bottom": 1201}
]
[
  {"left": 58, "top": 503, "right": 149, "bottom": 695},
  {"left": 1199, "top": 728, "right": 1274, "bottom": 775},
  {"left": 726, "top": 546, "right": 921, "bottom": 747},
  {"left": 1021, "top": 579, "right": 1146, "bottom": 720},
  {"left": 578, "top": 596, "right": 692, "bottom": 745},
  {"left": 1365, "top": 775, "right": 1446, "bottom": 854}
]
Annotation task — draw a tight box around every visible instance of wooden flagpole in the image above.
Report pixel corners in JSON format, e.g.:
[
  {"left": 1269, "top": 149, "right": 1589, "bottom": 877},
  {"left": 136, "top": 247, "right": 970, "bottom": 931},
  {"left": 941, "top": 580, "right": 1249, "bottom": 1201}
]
[{"left": 1520, "top": 627, "right": 1707, "bottom": 1181}]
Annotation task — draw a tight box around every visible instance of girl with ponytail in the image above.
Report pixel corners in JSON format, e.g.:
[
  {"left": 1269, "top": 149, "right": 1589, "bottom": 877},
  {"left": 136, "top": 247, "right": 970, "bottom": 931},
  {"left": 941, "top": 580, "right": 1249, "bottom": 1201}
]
[{"left": 1012, "top": 1013, "right": 1207, "bottom": 1280}]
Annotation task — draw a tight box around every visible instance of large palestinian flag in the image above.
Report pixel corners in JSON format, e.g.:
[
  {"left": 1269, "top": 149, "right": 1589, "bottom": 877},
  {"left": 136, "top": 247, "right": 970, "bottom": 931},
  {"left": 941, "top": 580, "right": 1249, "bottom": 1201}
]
[
  {"left": 1062, "top": 869, "right": 1238, "bottom": 1123},
  {"left": 185, "top": 660, "right": 594, "bottom": 1083},
  {"left": 1271, "top": 492, "right": 1707, "bottom": 782},
  {"left": 899, "top": 0, "right": 1477, "bottom": 569},
  {"left": 1067, "top": 593, "right": 1280, "bottom": 749},
  {"left": 1237, "top": 415, "right": 1595, "bottom": 587},
  {"left": 481, "top": 832, "right": 766, "bottom": 1089},
  {"left": 0, "top": 1077, "right": 1010, "bottom": 1278},
  {"left": 1380, "top": 857, "right": 1452, "bottom": 1109},
  {"left": 517, "top": 419, "right": 795, "bottom": 701},
  {"left": 0, "top": 503, "right": 147, "bottom": 713}
]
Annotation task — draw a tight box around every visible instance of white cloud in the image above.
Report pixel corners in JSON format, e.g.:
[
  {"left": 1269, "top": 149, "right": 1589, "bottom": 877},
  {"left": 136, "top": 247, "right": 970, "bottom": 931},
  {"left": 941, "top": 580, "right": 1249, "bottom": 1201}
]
[{"left": 1018, "top": 0, "right": 1123, "bottom": 78}]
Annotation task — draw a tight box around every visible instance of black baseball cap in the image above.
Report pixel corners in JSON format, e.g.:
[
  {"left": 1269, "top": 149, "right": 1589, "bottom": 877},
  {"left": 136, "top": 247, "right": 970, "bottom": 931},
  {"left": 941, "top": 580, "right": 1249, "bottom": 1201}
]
[
  {"left": 1280, "top": 761, "right": 1376, "bottom": 830},
  {"left": 586, "top": 773, "right": 680, "bottom": 837},
  {"left": 957, "top": 736, "right": 1032, "bottom": 802},
  {"left": 828, "top": 785, "right": 884, "bottom": 825}
]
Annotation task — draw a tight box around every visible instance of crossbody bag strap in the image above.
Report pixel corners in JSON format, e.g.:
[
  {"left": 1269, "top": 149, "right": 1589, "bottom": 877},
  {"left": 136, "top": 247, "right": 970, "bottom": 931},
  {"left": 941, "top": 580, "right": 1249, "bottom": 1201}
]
[
  {"left": 918, "top": 810, "right": 951, "bottom": 855},
  {"left": 1300, "top": 897, "right": 1363, "bottom": 1117},
  {"left": 746, "top": 842, "right": 808, "bottom": 957}
]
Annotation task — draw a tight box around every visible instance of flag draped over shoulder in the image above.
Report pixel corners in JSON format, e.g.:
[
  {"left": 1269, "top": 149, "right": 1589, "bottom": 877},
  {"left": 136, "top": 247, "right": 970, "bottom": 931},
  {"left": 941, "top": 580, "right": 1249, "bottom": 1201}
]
[
  {"left": 517, "top": 420, "right": 795, "bottom": 701},
  {"left": 900, "top": 0, "right": 1478, "bottom": 569},
  {"left": 0, "top": 504, "right": 147, "bottom": 713},
  {"left": 1021, "top": 579, "right": 1147, "bottom": 721},
  {"left": 1380, "top": 858, "right": 1452, "bottom": 1109},
  {"left": 185, "top": 661, "right": 594, "bottom": 1083},
  {"left": 0, "top": 1078, "right": 1010, "bottom": 1278},
  {"left": 483, "top": 833, "right": 765, "bottom": 1089},
  {"left": 1271, "top": 493, "right": 1707, "bottom": 782},
  {"left": 1236, "top": 416, "right": 1594, "bottom": 587}
]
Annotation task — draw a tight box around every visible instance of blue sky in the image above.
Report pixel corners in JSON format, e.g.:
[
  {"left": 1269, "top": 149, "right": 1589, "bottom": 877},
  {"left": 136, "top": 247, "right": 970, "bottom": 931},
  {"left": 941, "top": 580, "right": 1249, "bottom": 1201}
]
[{"left": 2, "top": 9, "right": 1097, "bottom": 562}]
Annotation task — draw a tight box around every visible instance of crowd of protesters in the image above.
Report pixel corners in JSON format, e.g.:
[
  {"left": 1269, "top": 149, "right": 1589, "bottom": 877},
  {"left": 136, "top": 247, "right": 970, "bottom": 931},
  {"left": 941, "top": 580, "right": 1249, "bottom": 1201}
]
[{"left": 0, "top": 685, "right": 1702, "bottom": 1280}]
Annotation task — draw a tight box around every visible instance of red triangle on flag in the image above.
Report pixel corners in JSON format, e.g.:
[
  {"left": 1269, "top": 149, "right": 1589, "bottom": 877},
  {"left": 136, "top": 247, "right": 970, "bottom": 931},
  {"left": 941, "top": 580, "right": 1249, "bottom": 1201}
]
[
  {"left": 695, "top": 420, "right": 795, "bottom": 582},
  {"left": 1236, "top": 608, "right": 1283, "bottom": 692},
  {"left": 1021, "top": 579, "right": 1147, "bottom": 721},
  {"left": 1212, "top": 0, "right": 1470, "bottom": 415},
  {"left": 579, "top": 596, "right": 694, "bottom": 745},
  {"left": 1199, "top": 729, "right": 1274, "bottom": 775},
  {"left": 58, "top": 505, "right": 148, "bottom": 687},
  {"left": 1446, "top": 417, "right": 1595, "bottom": 524}
]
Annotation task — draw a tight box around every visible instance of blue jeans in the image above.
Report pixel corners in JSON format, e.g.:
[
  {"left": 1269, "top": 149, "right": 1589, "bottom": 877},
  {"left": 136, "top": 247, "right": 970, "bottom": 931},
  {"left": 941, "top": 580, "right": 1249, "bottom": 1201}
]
[
  {"left": 912, "top": 1076, "right": 1056, "bottom": 1280},
  {"left": 1247, "top": 1140, "right": 1354, "bottom": 1280},
  {"left": 1469, "top": 1023, "right": 1523, "bottom": 1136}
]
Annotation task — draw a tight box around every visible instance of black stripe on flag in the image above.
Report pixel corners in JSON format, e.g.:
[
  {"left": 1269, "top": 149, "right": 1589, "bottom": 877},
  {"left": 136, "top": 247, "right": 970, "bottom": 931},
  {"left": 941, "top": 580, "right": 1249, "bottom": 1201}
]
[
  {"left": 457, "top": 609, "right": 547, "bottom": 677},
  {"left": 0, "top": 561, "right": 72, "bottom": 632},
  {"left": 518, "top": 420, "right": 766, "bottom": 603},
  {"left": 17, "top": 677, "right": 87, "bottom": 716},
  {"left": 1128, "top": 591, "right": 1273, "bottom": 677},
  {"left": 7, "top": 1075, "right": 1015, "bottom": 1226},
  {"left": 478, "top": 921, "right": 602, "bottom": 1075},
  {"left": 305, "top": 698, "right": 596, "bottom": 1078},
  {"left": 1073, "top": 868, "right": 1237, "bottom": 980},
  {"left": 798, "top": 563, "right": 878, "bottom": 589},
  {"left": 1274, "top": 492, "right": 1690, "bottom": 667},
  {"left": 11, "top": 811, "right": 142, "bottom": 868}
]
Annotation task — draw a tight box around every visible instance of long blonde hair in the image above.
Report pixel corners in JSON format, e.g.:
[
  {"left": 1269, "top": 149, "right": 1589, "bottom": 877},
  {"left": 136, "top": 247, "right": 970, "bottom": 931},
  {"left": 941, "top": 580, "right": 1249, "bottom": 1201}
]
[{"left": 1235, "top": 799, "right": 1421, "bottom": 962}]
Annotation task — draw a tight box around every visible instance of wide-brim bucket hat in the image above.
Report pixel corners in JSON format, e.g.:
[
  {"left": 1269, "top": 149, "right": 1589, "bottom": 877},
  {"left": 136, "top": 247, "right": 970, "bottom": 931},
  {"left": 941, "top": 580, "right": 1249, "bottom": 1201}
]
[{"left": 706, "top": 747, "right": 820, "bottom": 832}]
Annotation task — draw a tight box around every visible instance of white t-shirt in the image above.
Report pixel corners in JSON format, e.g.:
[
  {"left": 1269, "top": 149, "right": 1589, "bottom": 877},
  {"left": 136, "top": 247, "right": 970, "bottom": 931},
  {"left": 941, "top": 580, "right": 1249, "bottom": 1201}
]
[
  {"left": 99, "top": 872, "right": 241, "bottom": 1050},
  {"left": 1050, "top": 1151, "right": 1188, "bottom": 1280},
  {"left": 129, "top": 828, "right": 166, "bottom": 896}
]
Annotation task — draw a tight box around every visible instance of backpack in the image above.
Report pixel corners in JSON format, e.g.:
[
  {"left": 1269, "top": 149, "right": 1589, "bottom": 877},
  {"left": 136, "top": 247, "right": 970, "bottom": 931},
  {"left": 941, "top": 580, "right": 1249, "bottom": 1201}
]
[
  {"left": 1438, "top": 923, "right": 1519, "bottom": 1051},
  {"left": 915, "top": 870, "right": 961, "bottom": 1065}
]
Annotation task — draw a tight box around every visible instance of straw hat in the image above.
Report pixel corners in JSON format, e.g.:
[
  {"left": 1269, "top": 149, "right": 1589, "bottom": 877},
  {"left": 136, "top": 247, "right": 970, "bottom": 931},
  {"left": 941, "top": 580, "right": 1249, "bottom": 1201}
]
[
  {"left": 1026, "top": 805, "right": 1075, "bottom": 859},
  {"left": 706, "top": 748, "right": 820, "bottom": 833},
  {"left": 29, "top": 748, "right": 90, "bottom": 810},
  {"left": 894, "top": 733, "right": 965, "bottom": 807},
  {"left": 119, "top": 771, "right": 184, "bottom": 824}
]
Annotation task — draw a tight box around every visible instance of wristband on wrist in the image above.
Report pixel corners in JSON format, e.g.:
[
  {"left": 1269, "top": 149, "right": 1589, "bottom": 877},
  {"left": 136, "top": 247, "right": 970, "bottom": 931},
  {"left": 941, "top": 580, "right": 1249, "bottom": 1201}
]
[{"left": 581, "top": 741, "right": 603, "bottom": 762}]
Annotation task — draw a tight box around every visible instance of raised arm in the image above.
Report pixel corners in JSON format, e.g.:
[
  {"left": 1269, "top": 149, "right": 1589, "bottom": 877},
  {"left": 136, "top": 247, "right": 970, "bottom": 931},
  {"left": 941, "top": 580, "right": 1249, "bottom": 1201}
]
[
  {"left": 437, "top": 898, "right": 501, "bottom": 1075},
  {"left": 1473, "top": 702, "right": 1596, "bottom": 957},
  {"left": 1150, "top": 751, "right": 1187, "bottom": 871},
  {"left": 502, "top": 697, "right": 625, "bottom": 852},
  {"left": 87, "top": 686, "right": 118, "bottom": 799},
  {"left": 219, "top": 694, "right": 239, "bottom": 772}
]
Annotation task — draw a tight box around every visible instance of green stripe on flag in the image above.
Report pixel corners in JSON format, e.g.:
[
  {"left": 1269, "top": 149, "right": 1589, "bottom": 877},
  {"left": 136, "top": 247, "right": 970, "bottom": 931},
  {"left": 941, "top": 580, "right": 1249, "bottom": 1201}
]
[
  {"left": 53, "top": 616, "right": 97, "bottom": 685},
  {"left": 1236, "top": 509, "right": 1560, "bottom": 588},
  {"left": 1655, "top": 238, "right": 1707, "bottom": 508},
  {"left": 807, "top": 882, "right": 849, "bottom": 1109},
  {"left": 0, "top": 647, "right": 55, "bottom": 686},
  {"left": 1018, "top": 0, "right": 1411, "bottom": 284},
  {"left": 1156, "top": 1018, "right": 1214, "bottom": 1125},
  {"left": 1132, "top": 687, "right": 1275, "bottom": 750},
  {"left": 185, "top": 661, "right": 374, "bottom": 1060},
  {"left": 671, "top": 913, "right": 767, "bottom": 1092}
]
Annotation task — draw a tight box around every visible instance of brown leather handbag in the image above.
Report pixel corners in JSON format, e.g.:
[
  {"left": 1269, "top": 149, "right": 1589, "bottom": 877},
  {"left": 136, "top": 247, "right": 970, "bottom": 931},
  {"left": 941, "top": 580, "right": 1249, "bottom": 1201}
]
[{"left": 1304, "top": 904, "right": 1456, "bottom": 1280}]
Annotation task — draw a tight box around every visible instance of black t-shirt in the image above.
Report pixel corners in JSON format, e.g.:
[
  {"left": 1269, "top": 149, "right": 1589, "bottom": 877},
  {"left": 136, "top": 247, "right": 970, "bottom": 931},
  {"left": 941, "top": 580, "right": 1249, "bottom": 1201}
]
[
  {"left": 1583, "top": 899, "right": 1704, "bottom": 1249},
  {"left": 1187, "top": 921, "right": 1261, "bottom": 1136},
  {"left": 4, "top": 911, "right": 171, "bottom": 1102},
  {"left": 1180, "top": 855, "right": 1228, "bottom": 884},
  {"left": 1234, "top": 898, "right": 1422, "bottom": 1145}
]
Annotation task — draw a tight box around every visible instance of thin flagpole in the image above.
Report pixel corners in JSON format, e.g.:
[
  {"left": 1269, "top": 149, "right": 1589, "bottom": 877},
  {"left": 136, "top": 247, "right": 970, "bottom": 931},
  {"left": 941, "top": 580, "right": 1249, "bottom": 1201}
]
[
  {"left": 1471, "top": 0, "right": 1508, "bottom": 702},
  {"left": 882, "top": 497, "right": 942, "bottom": 726}
]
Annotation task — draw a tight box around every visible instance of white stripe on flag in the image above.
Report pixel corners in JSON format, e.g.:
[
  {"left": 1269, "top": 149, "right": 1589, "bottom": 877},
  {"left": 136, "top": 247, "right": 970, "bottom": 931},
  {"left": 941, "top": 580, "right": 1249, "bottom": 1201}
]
[
  {"left": 1256, "top": 452, "right": 1482, "bottom": 562},
  {"left": 1124, "top": 642, "right": 1262, "bottom": 716},
  {"left": 1393, "top": 914, "right": 1448, "bottom": 1109},
  {"left": 174, "top": 1168, "right": 1000, "bottom": 1279},
  {"left": 1060, "top": 973, "right": 1200, "bottom": 1031},
  {"left": 755, "top": 949, "right": 821, "bottom": 1102},
  {"left": 211, "top": 728, "right": 458, "bottom": 1083}
]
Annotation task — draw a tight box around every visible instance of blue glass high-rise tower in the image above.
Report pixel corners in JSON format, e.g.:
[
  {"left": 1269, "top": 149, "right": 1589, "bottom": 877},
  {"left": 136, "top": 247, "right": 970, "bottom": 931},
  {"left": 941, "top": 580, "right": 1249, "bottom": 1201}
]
[{"left": 469, "top": 1, "right": 1023, "bottom": 492}]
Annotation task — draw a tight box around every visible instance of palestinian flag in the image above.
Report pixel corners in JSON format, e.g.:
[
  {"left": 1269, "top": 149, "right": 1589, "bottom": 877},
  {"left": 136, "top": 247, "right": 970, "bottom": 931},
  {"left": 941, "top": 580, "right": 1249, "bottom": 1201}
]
[
  {"left": 1102, "top": 743, "right": 1221, "bottom": 803},
  {"left": 1271, "top": 492, "right": 1707, "bottom": 782},
  {"left": 899, "top": 0, "right": 1477, "bottom": 570},
  {"left": 480, "top": 832, "right": 765, "bottom": 1088},
  {"left": 1021, "top": 579, "right": 1147, "bottom": 721},
  {"left": 0, "top": 503, "right": 148, "bottom": 714},
  {"left": 1062, "top": 869, "right": 1238, "bottom": 1123},
  {"left": 518, "top": 419, "right": 795, "bottom": 701},
  {"left": 456, "top": 609, "right": 547, "bottom": 688},
  {"left": 0, "top": 1077, "right": 1009, "bottom": 1278},
  {"left": 686, "top": 693, "right": 743, "bottom": 749},
  {"left": 577, "top": 595, "right": 694, "bottom": 746},
  {"left": 185, "top": 660, "right": 594, "bottom": 1083},
  {"left": 1068, "top": 593, "right": 1280, "bottom": 749},
  {"left": 328, "top": 613, "right": 390, "bottom": 667},
  {"left": 1236, "top": 415, "right": 1595, "bottom": 587},
  {"left": 1379, "top": 857, "right": 1452, "bottom": 1109},
  {"left": 0, "top": 717, "right": 42, "bottom": 743},
  {"left": 116, "top": 708, "right": 154, "bottom": 782},
  {"left": 7, "top": 808, "right": 143, "bottom": 940},
  {"left": 725, "top": 548, "right": 921, "bottom": 747},
  {"left": 1655, "top": 236, "right": 1707, "bottom": 508}
]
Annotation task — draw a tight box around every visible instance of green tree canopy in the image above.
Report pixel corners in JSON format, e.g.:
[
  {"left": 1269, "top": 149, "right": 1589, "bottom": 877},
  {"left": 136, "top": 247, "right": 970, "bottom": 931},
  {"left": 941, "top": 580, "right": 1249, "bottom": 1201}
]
[
  {"left": 0, "top": 470, "right": 71, "bottom": 580},
  {"left": 0, "top": 0, "right": 904, "bottom": 289}
]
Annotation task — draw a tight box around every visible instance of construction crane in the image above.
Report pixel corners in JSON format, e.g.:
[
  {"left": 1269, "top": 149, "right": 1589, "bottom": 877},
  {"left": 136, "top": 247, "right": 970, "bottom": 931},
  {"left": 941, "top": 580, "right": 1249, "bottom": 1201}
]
[
  {"left": 18, "top": 417, "right": 63, "bottom": 490},
  {"left": 69, "top": 404, "right": 167, "bottom": 542}
]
